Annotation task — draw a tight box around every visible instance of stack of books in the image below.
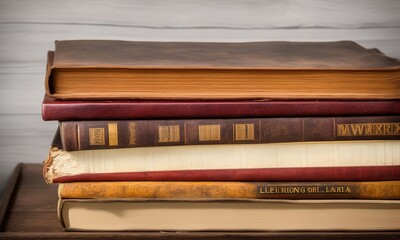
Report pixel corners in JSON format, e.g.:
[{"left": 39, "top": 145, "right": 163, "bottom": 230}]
[{"left": 42, "top": 40, "right": 400, "bottom": 231}]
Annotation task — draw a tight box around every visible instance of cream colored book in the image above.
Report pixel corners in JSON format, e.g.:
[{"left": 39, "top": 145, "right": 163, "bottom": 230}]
[
  {"left": 44, "top": 140, "right": 400, "bottom": 183},
  {"left": 58, "top": 199, "right": 400, "bottom": 231}
]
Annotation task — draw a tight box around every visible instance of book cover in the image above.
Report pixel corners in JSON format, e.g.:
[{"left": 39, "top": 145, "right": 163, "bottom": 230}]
[
  {"left": 59, "top": 116, "right": 400, "bottom": 151},
  {"left": 50, "top": 166, "right": 400, "bottom": 184},
  {"left": 45, "top": 40, "right": 400, "bottom": 100},
  {"left": 42, "top": 96, "right": 400, "bottom": 121},
  {"left": 58, "top": 181, "right": 400, "bottom": 200},
  {"left": 43, "top": 139, "right": 400, "bottom": 183},
  {"left": 41, "top": 96, "right": 400, "bottom": 121},
  {"left": 58, "top": 199, "right": 400, "bottom": 231}
]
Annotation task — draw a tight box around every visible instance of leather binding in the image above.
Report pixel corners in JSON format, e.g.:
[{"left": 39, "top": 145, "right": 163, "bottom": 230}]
[
  {"left": 58, "top": 181, "right": 400, "bottom": 200},
  {"left": 52, "top": 165, "right": 400, "bottom": 183},
  {"left": 42, "top": 96, "right": 400, "bottom": 121},
  {"left": 45, "top": 40, "right": 400, "bottom": 100},
  {"left": 59, "top": 116, "right": 400, "bottom": 151}
]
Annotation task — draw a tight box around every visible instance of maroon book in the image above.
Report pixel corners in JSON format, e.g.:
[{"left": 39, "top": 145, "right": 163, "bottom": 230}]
[
  {"left": 42, "top": 96, "right": 400, "bottom": 121},
  {"left": 52, "top": 166, "right": 400, "bottom": 183},
  {"left": 59, "top": 116, "right": 400, "bottom": 151}
]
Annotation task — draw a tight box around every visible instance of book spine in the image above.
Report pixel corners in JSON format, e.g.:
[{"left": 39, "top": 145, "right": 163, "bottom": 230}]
[
  {"left": 58, "top": 181, "right": 400, "bottom": 199},
  {"left": 42, "top": 99, "right": 400, "bottom": 121},
  {"left": 60, "top": 116, "right": 400, "bottom": 151},
  {"left": 51, "top": 166, "right": 400, "bottom": 183},
  {"left": 44, "top": 52, "right": 54, "bottom": 98}
]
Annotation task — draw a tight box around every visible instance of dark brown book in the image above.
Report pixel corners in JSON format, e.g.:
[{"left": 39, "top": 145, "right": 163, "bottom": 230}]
[
  {"left": 45, "top": 40, "right": 400, "bottom": 100},
  {"left": 59, "top": 116, "right": 400, "bottom": 151},
  {"left": 41, "top": 95, "right": 400, "bottom": 121}
]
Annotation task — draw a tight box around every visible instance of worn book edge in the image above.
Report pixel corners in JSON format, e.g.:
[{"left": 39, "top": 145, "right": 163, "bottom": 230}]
[
  {"left": 44, "top": 140, "right": 400, "bottom": 183},
  {"left": 44, "top": 147, "right": 73, "bottom": 184}
]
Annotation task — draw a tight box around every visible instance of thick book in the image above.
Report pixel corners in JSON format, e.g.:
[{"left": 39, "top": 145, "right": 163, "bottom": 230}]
[
  {"left": 42, "top": 96, "right": 400, "bottom": 121},
  {"left": 45, "top": 40, "right": 400, "bottom": 100},
  {"left": 58, "top": 199, "right": 400, "bottom": 231},
  {"left": 59, "top": 116, "right": 400, "bottom": 151},
  {"left": 43, "top": 140, "right": 400, "bottom": 183},
  {"left": 58, "top": 181, "right": 400, "bottom": 200}
]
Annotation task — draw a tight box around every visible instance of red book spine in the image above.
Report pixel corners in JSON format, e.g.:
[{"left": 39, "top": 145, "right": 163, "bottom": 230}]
[
  {"left": 42, "top": 96, "right": 400, "bottom": 121},
  {"left": 52, "top": 165, "right": 400, "bottom": 183}
]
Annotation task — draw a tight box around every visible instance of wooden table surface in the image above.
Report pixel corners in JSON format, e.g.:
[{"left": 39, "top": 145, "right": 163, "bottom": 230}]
[{"left": 0, "top": 163, "right": 399, "bottom": 240}]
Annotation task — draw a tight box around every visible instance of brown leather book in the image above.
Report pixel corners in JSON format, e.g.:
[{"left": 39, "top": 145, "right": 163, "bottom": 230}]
[
  {"left": 59, "top": 116, "right": 400, "bottom": 151},
  {"left": 45, "top": 40, "right": 400, "bottom": 100},
  {"left": 59, "top": 181, "right": 400, "bottom": 200}
]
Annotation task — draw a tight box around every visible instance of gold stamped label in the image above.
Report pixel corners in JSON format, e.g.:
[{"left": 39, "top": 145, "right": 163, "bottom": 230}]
[
  {"left": 234, "top": 123, "right": 255, "bottom": 141},
  {"left": 89, "top": 128, "right": 105, "bottom": 145},
  {"left": 108, "top": 123, "right": 118, "bottom": 146},
  {"left": 337, "top": 123, "right": 400, "bottom": 136},
  {"left": 258, "top": 185, "right": 352, "bottom": 194},
  {"left": 199, "top": 124, "right": 221, "bottom": 141},
  {"left": 129, "top": 122, "right": 137, "bottom": 145},
  {"left": 158, "top": 125, "right": 180, "bottom": 143}
]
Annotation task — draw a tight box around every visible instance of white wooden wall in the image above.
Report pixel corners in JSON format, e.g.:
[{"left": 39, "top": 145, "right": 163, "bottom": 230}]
[{"left": 1, "top": 0, "right": 400, "bottom": 196}]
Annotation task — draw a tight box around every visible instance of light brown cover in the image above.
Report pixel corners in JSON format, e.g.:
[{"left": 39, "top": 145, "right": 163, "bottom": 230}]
[
  {"left": 45, "top": 40, "right": 400, "bottom": 100},
  {"left": 58, "top": 181, "right": 400, "bottom": 200}
]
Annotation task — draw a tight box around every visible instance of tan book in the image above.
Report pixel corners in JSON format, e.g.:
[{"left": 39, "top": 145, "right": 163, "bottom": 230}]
[
  {"left": 58, "top": 181, "right": 400, "bottom": 200},
  {"left": 45, "top": 40, "right": 400, "bottom": 100},
  {"left": 58, "top": 199, "right": 400, "bottom": 231}
]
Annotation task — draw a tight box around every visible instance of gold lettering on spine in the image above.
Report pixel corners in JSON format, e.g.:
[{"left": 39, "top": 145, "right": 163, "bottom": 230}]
[
  {"left": 337, "top": 123, "right": 400, "bottom": 136},
  {"left": 350, "top": 124, "right": 364, "bottom": 136},
  {"left": 384, "top": 124, "right": 391, "bottom": 135},
  {"left": 158, "top": 125, "right": 180, "bottom": 143},
  {"left": 129, "top": 122, "right": 137, "bottom": 145},
  {"left": 108, "top": 123, "right": 118, "bottom": 146},
  {"left": 89, "top": 128, "right": 105, "bottom": 145},
  {"left": 307, "top": 187, "right": 321, "bottom": 193},
  {"left": 375, "top": 124, "right": 383, "bottom": 135},
  {"left": 258, "top": 185, "right": 353, "bottom": 194},
  {"left": 325, "top": 186, "right": 352, "bottom": 193},
  {"left": 337, "top": 125, "right": 351, "bottom": 136},
  {"left": 366, "top": 124, "right": 373, "bottom": 135},
  {"left": 395, "top": 124, "right": 400, "bottom": 134},
  {"left": 234, "top": 123, "right": 255, "bottom": 141},
  {"left": 199, "top": 125, "right": 221, "bottom": 141},
  {"left": 259, "top": 186, "right": 306, "bottom": 194}
]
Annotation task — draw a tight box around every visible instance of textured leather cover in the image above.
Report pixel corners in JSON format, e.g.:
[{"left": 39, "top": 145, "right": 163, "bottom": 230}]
[
  {"left": 42, "top": 96, "right": 400, "bottom": 120},
  {"left": 59, "top": 181, "right": 400, "bottom": 199},
  {"left": 52, "top": 165, "right": 400, "bottom": 183},
  {"left": 44, "top": 40, "right": 400, "bottom": 100},
  {"left": 59, "top": 116, "right": 400, "bottom": 151},
  {"left": 53, "top": 40, "right": 400, "bottom": 69}
]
